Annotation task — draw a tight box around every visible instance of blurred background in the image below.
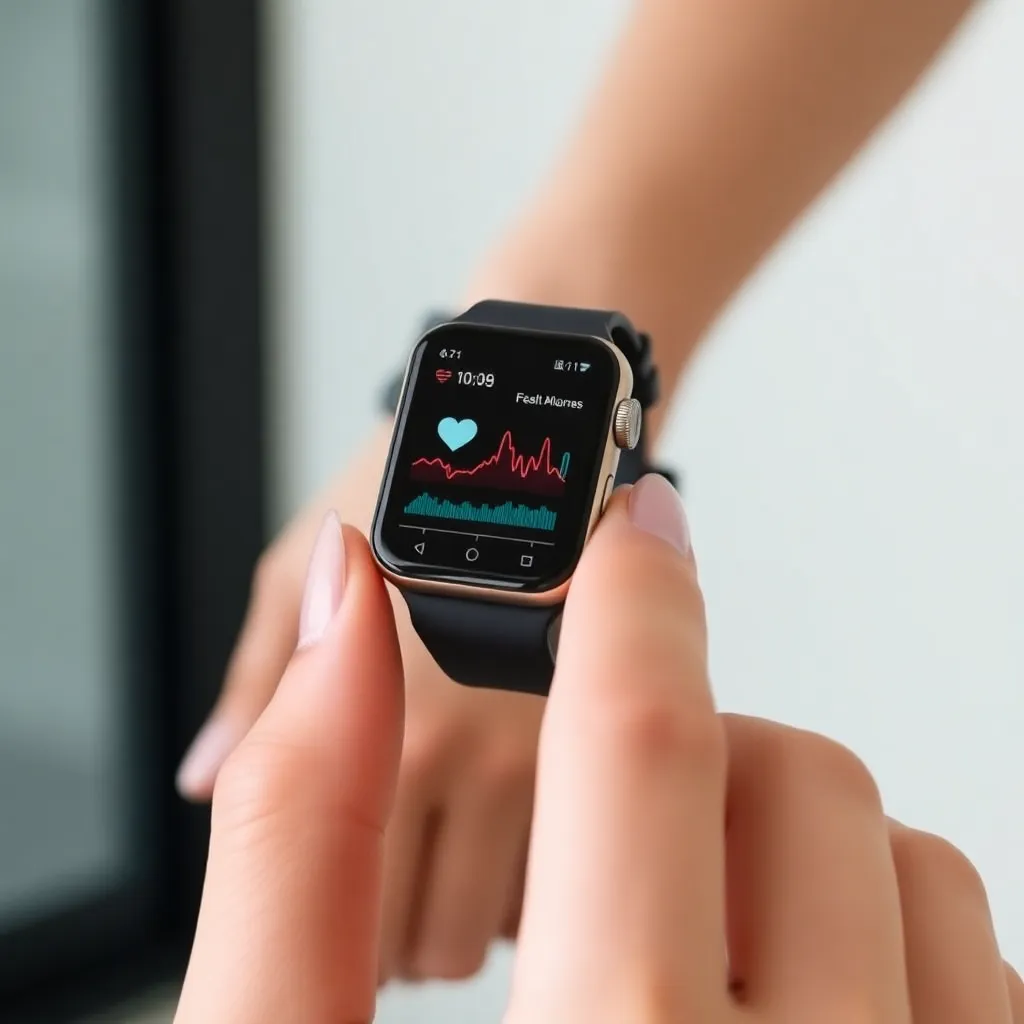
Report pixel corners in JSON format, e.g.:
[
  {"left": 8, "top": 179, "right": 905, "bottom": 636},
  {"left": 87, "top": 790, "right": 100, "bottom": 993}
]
[{"left": 1, "top": 0, "right": 1021, "bottom": 1020}]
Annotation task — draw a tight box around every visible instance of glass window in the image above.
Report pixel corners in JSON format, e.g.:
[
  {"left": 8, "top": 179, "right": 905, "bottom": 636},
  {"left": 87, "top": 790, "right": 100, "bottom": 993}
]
[
  {"left": 0, "top": 0, "right": 130, "bottom": 930},
  {"left": 0, "top": 2, "right": 265, "bottom": 1018}
]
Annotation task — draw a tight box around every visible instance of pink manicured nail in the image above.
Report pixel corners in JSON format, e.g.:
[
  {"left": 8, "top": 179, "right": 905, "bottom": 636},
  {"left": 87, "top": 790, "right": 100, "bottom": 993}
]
[
  {"left": 176, "top": 715, "right": 243, "bottom": 798},
  {"left": 627, "top": 474, "right": 690, "bottom": 555},
  {"left": 297, "top": 510, "right": 347, "bottom": 649}
]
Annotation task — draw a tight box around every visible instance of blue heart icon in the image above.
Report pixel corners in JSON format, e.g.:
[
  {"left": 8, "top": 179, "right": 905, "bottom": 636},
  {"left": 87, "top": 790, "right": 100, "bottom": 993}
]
[{"left": 437, "top": 417, "right": 478, "bottom": 451}]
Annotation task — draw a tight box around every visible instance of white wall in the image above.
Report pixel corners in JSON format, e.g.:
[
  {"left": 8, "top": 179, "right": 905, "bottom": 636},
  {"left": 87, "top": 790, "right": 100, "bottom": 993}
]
[{"left": 268, "top": 1, "right": 1024, "bottom": 1018}]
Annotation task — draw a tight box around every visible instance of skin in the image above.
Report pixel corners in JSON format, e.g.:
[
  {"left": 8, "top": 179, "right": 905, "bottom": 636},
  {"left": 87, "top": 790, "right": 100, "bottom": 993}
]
[
  {"left": 174, "top": 494, "right": 1024, "bottom": 1022},
  {"left": 178, "top": 0, "right": 979, "bottom": 981}
]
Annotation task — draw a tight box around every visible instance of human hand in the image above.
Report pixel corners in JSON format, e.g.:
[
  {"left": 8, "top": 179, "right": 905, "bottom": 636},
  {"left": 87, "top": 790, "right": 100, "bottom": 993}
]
[
  {"left": 176, "top": 423, "right": 543, "bottom": 981},
  {"left": 175, "top": 234, "right": 689, "bottom": 982},
  {"left": 175, "top": 480, "right": 1023, "bottom": 1023}
]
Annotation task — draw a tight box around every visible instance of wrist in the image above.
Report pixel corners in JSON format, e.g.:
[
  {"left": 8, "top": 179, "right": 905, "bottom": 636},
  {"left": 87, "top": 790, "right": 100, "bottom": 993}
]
[{"left": 463, "top": 194, "right": 700, "bottom": 438}]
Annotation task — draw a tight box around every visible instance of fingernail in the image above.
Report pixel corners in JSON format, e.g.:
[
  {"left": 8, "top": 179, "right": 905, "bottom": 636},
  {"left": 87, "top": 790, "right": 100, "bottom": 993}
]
[
  {"left": 297, "top": 510, "right": 347, "bottom": 649},
  {"left": 627, "top": 473, "right": 690, "bottom": 555},
  {"left": 176, "top": 715, "right": 242, "bottom": 798}
]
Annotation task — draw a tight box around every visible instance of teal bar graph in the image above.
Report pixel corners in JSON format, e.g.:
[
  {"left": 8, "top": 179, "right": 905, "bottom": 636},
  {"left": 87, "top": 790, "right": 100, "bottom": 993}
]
[{"left": 404, "top": 492, "right": 557, "bottom": 531}]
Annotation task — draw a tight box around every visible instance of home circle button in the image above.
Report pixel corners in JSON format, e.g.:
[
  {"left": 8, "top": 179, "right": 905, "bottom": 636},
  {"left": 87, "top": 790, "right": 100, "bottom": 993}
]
[{"left": 465, "top": 546, "right": 480, "bottom": 562}]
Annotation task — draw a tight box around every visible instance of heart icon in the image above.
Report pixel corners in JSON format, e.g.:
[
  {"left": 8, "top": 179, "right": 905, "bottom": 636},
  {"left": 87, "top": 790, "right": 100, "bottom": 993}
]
[{"left": 437, "top": 417, "right": 478, "bottom": 451}]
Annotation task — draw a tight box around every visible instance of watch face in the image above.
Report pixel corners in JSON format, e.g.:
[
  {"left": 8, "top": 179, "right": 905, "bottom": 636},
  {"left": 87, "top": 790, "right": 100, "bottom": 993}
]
[{"left": 372, "top": 323, "right": 622, "bottom": 593}]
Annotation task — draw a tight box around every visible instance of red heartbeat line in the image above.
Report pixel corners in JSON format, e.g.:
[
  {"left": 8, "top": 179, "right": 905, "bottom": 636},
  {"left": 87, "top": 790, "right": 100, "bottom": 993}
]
[{"left": 411, "top": 431, "right": 565, "bottom": 484}]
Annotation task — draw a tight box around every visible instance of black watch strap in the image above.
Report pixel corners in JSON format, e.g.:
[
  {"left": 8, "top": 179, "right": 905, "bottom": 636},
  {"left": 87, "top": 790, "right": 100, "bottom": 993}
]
[
  {"left": 383, "top": 302, "right": 675, "bottom": 695},
  {"left": 403, "top": 591, "right": 560, "bottom": 697}
]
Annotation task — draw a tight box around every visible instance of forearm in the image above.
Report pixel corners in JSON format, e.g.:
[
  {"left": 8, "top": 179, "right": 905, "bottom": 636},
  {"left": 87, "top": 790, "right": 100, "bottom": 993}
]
[{"left": 470, "top": 0, "right": 974, "bottom": 432}]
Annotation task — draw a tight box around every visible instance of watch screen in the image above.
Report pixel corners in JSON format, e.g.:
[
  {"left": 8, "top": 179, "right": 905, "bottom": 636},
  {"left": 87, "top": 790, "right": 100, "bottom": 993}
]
[{"left": 373, "top": 323, "right": 621, "bottom": 591}]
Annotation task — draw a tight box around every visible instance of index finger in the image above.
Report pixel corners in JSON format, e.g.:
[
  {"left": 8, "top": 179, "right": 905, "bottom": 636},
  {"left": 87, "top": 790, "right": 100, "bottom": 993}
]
[
  {"left": 177, "top": 521, "right": 405, "bottom": 1023},
  {"left": 509, "top": 477, "right": 729, "bottom": 1019}
]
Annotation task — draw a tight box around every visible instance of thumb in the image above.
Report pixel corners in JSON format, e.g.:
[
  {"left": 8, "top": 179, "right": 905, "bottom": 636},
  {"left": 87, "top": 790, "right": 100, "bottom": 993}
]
[{"left": 175, "top": 514, "right": 404, "bottom": 1024}]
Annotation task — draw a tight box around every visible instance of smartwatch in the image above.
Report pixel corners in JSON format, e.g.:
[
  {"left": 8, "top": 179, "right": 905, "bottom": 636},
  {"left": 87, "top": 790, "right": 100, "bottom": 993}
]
[{"left": 370, "top": 299, "right": 675, "bottom": 696}]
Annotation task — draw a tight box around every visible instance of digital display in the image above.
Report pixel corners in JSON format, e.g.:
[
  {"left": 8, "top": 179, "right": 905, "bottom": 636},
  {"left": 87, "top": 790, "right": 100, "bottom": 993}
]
[{"left": 373, "top": 324, "right": 620, "bottom": 591}]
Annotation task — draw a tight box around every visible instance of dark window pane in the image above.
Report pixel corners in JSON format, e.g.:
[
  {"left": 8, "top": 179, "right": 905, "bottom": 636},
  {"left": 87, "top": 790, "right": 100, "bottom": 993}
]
[{"left": 0, "top": 0, "right": 131, "bottom": 928}]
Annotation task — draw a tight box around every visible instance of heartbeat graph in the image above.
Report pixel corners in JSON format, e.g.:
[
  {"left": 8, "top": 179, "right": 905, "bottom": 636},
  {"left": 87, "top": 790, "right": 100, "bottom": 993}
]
[
  {"left": 403, "top": 493, "right": 557, "bottom": 531},
  {"left": 411, "top": 431, "right": 570, "bottom": 497}
]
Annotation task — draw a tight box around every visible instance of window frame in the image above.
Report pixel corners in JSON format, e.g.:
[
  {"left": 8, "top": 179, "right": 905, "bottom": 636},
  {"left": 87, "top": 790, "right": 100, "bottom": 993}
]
[{"left": 1, "top": 0, "right": 267, "bottom": 1018}]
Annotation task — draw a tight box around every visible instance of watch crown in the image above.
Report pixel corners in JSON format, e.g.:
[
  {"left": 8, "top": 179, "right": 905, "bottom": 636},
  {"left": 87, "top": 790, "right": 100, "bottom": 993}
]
[{"left": 613, "top": 398, "right": 642, "bottom": 451}]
